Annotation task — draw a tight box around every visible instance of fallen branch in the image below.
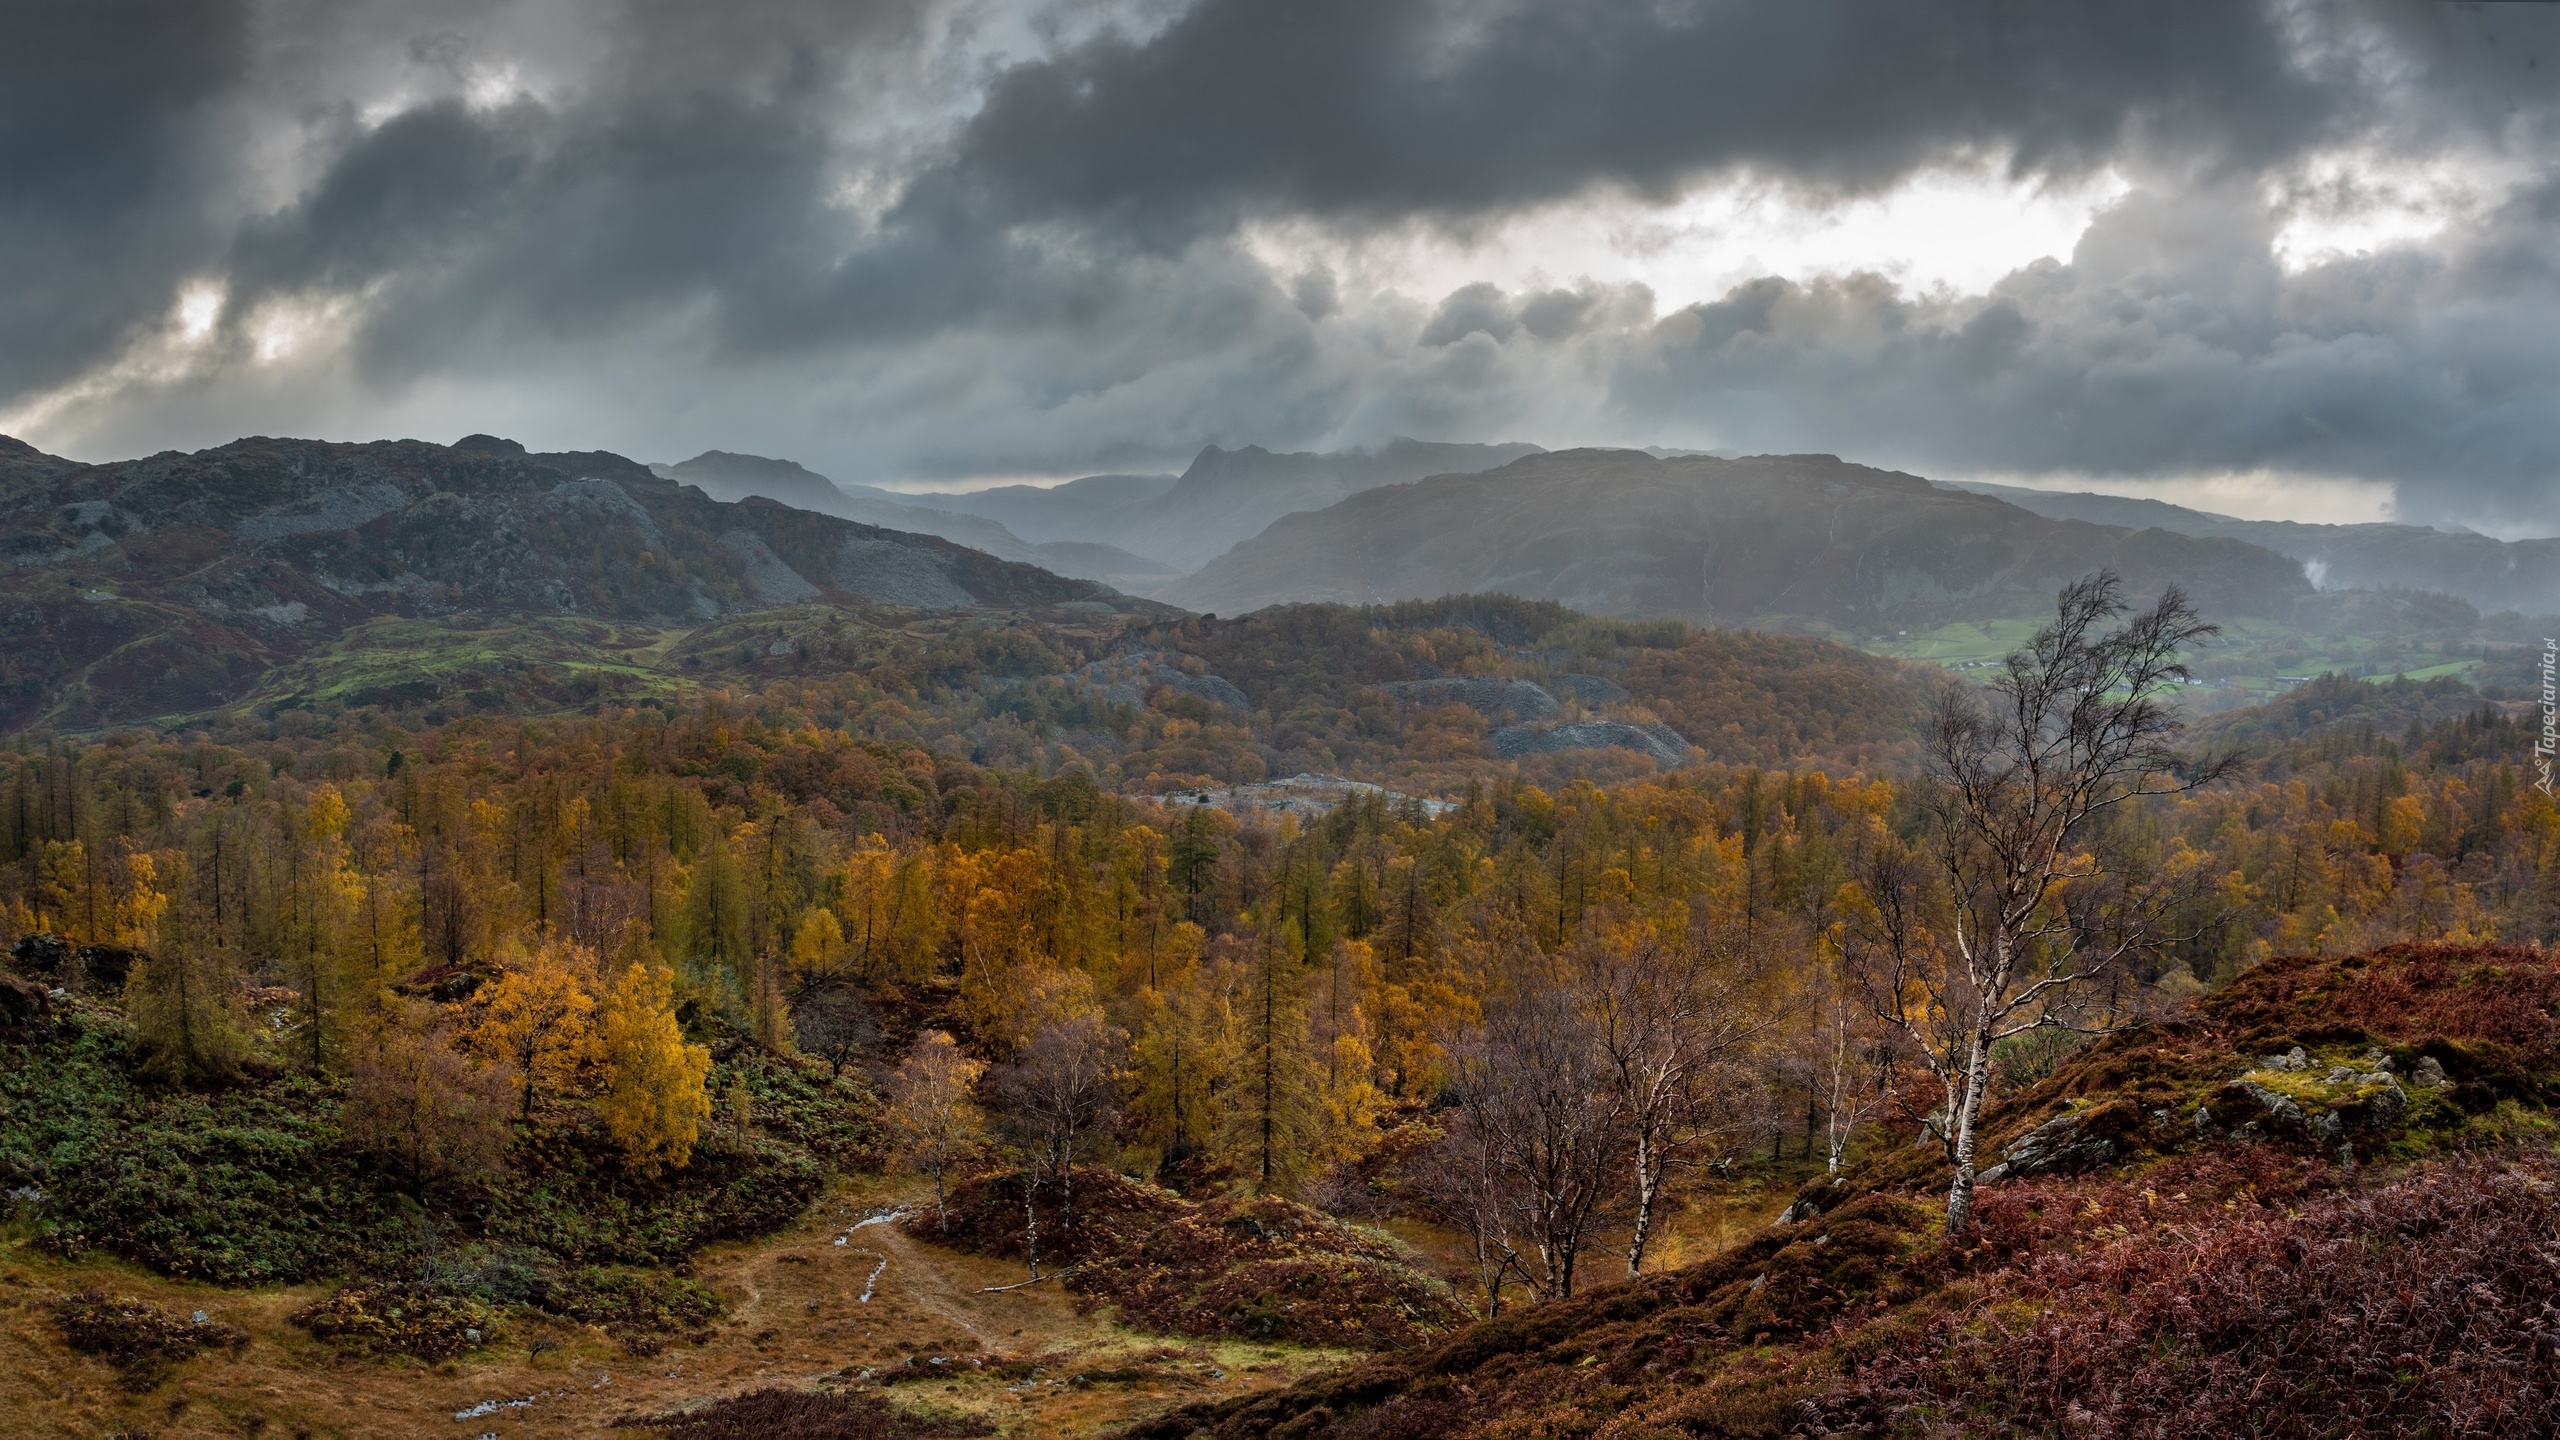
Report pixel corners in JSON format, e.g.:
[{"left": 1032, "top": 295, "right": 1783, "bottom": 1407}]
[{"left": 975, "top": 1265, "right": 1084, "bottom": 1294}]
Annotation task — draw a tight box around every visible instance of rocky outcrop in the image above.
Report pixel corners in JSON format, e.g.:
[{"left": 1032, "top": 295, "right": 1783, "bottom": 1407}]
[
  {"left": 1381, "top": 677, "right": 1561, "bottom": 722},
  {"left": 1974, "top": 1108, "right": 2118, "bottom": 1184},
  {"left": 1067, "top": 651, "right": 1253, "bottom": 712},
  {"left": 2203, "top": 1050, "right": 2412, "bottom": 1143},
  {"left": 1491, "top": 720, "right": 1693, "bottom": 767}
]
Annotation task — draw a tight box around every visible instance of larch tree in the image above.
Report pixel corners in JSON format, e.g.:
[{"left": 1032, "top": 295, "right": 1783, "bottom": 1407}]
[
  {"left": 276, "top": 784, "right": 366, "bottom": 1071},
  {"left": 596, "top": 960, "right": 714, "bottom": 1173},
  {"left": 470, "top": 938, "right": 599, "bottom": 1121},
  {"left": 888, "top": 1029, "right": 987, "bottom": 1232},
  {"left": 129, "top": 853, "right": 246, "bottom": 1086},
  {"left": 1220, "top": 928, "right": 1320, "bottom": 1193},
  {"left": 1126, "top": 947, "right": 1236, "bottom": 1183}
]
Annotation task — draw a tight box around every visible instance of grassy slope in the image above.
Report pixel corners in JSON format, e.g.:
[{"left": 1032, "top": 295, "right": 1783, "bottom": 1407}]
[
  {"left": 1, "top": 1174, "right": 1349, "bottom": 1439},
  {"left": 0, "top": 991, "right": 1356, "bottom": 1438}
]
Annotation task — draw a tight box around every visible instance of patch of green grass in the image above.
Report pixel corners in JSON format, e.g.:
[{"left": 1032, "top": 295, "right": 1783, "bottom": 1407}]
[{"left": 2, "top": 1003, "right": 839, "bottom": 1292}]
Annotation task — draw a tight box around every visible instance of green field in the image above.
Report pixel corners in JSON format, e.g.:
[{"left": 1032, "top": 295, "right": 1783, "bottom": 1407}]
[{"left": 1858, "top": 609, "right": 2495, "bottom": 705}]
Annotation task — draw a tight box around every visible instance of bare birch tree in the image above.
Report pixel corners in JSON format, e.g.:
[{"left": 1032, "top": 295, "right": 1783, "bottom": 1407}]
[
  {"left": 1441, "top": 943, "right": 1626, "bottom": 1301},
  {"left": 994, "top": 1010, "right": 1123, "bottom": 1277},
  {"left": 1856, "top": 573, "right": 2228, "bottom": 1235},
  {"left": 1580, "top": 919, "right": 1775, "bottom": 1277}
]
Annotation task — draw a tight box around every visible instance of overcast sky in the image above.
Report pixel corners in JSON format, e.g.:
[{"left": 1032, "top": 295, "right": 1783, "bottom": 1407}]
[{"left": 6, "top": 0, "right": 2560, "bottom": 533}]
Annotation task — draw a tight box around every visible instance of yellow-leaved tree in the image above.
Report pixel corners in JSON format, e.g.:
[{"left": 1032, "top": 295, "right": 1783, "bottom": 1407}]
[
  {"left": 887, "top": 1029, "right": 986, "bottom": 1231},
  {"left": 470, "top": 938, "right": 598, "bottom": 1121},
  {"left": 597, "top": 960, "right": 712, "bottom": 1173}
]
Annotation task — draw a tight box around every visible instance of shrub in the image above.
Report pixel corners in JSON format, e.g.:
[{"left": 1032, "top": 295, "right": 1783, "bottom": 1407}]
[
  {"left": 532, "top": 1264, "right": 724, "bottom": 1337},
  {"left": 290, "top": 1281, "right": 494, "bottom": 1360},
  {"left": 1814, "top": 1153, "right": 2560, "bottom": 1436},
  {"left": 4, "top": 1009, "right": 824, "bottom": 1288},
  {"left": 50, "top": 1290, "right": 247, "bottom": 1391},
  {"left": 1080, "top": 1196, "right": 1469, "bottom": 1350},
  {"left": 620, "top": 1387, "right": 993, "bottom": 1438}
]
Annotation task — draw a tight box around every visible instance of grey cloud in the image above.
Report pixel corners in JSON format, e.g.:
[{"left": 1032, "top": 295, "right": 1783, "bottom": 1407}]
[
  {"left": 10, "top": 0, "right": 2560, "bottom": 531},
  {"left": 1606, "top": 182, "right": 2560, "bottom": 529},
  {"left": 1419, "top": 282, "right": 1515, "bottom": 347},
  {"left": 945, "top": 0, "right": 2348, "bottom": 237},
  {"left": 0, "top": 0, "right": 253, "bottom": 397}
]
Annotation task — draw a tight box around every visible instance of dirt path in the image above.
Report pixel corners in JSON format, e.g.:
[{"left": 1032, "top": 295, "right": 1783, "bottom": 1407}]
[{"left": 0, "top": 1177, "right": 1349, "bottom": 1439}]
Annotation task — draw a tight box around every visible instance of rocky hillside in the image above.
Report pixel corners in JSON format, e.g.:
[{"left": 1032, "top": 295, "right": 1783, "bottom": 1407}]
[
  {"left": 0, "top": 432, "right": 1144, "bottom": 732},
  {"left": 1134, "top": 941, "right": 2560, "bottom": 1439},
  {"left": 1162, "top": 449, "right": 2313, "bottom": 632}
]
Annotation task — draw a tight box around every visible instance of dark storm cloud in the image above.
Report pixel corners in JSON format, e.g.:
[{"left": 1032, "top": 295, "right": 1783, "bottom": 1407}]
[
  {"left": 945, "top": 0, "right": 2341, "bottom": 236},
  {"left": 0, "top": 0, "right": 252, "bottom": 397},
  {"left": 183, "top": 0, "right": 2389, "bottom": 369}
]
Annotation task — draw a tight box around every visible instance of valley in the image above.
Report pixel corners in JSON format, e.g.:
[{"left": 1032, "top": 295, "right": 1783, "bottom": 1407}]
[{"left": 3, "top": 424, "right": 2557, "bottom": 1440}]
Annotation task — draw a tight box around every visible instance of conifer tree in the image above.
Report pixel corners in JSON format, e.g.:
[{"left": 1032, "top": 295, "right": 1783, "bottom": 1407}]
[
  {"left": 1221, "top": 927, "right": 1320, "bottom": 1192},
  {"left": 276, "top": 785, "right": 365, "bottom": 1071},
  {"left": 128, "top": 854, "right": 245, "bottom": 1086}
]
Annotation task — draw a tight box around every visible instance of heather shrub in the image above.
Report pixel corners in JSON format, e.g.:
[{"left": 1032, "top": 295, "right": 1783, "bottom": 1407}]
[
  {"left": 621, "top": 1387, "right": 993, "bottom": 1438},
  {"left": 290, "top": 1281, "right": 494, "bottom": 1360},
  {"left": 1811, "top": 1154, "right": 2560, "bottom": 1437},
  {"left": 50, "top": 1290, "right": 247, "bottom": 1391}
]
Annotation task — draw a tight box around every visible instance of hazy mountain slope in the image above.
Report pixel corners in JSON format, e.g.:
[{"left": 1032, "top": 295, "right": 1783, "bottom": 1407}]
[
  {"left": 900, "top": 471, "right": 1180, "bottom": 543},
  {"left": 1941, "top": 478, "right": 2560, "bottom": 615},
  {"left": 1079, "top": 438, "right": 1543, "bottom": 570},
  {"left": 891, "top": 440, "right": 1544, "bottom": 567},
  {"left": 1163, "top": 449, "right": 2312, "bottom": 629},
  {"left": 654, "top": 450, "right": 1181, "bottom": 588},
  {"left": 0, "top": 433, "right": 1136, "bottom": 731}
]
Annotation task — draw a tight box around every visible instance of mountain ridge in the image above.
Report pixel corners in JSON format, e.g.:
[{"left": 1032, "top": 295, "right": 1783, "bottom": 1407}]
[
  {"left": 1937, "top": 478, "right": 2560, "bottom": 615},
  {"left": 0, "top": 432, "right": 1147, "bottom": 731},
  {"left": 1161, "top": 448, "right": 2316, "bottom": 630},
  {"left": 653, "top": 449, "right": 1183, "bottom": 590}
]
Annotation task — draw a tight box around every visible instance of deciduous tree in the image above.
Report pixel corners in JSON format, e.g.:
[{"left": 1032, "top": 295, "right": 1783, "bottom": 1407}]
[
  {"left": 995, "top": 1011, "right": 1122, "bottom": 1274},
  {"left": 597, "top": 960, "right": 713, "bottom": 1173},
  {"left": 1856, "top": 574, "right": 2227, "bottom": 1235},
  {"left": 470, "top": 938, "right": 598, "bottom": 1121},
  {"left": 888, "top": 1029, "right": 986, "bottom": 1232},
  {"left": 342, "top": 1010, "right": 510, "bottom": 1189}
]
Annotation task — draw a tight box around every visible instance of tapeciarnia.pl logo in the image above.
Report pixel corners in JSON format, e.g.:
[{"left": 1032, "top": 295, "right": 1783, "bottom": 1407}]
[{"left": 2539, "top": 638, "right": 2557, "bottom": 797}]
